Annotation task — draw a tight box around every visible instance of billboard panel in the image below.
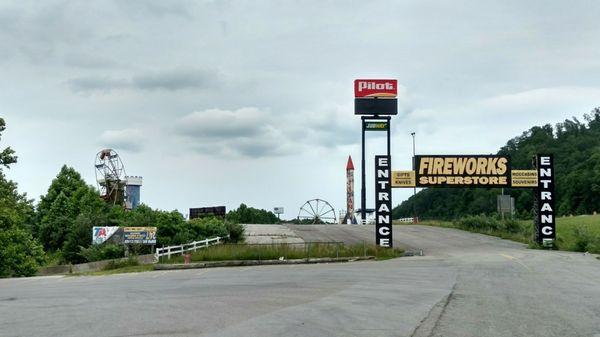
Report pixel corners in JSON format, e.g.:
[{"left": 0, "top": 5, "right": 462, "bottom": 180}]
[
  {"left": 364, "top": 121, "right": 389, "bottom": 131},
  {"left": 189, "top": 206, "right": 226, "bottom": 219},
  {"left": 354, "top": 79, "right": 397, "bottom": 97},
  {"left": 414, "top": 155, "right": 510, "bottom": 187},
  {"left": 123, "top": 227, "right": 157, "bottom": 244},
  {"left": 391, "top": 171, "right": 415, "bottom": 187},
  {"left": 92, "top": 226, "right": 119, "bottom": 245},
  {"left": 511, "top": 170, "right": 538, "bottom": 188},
  {"left": 354, "top": 98, "right": 398, "bottom": 115}
]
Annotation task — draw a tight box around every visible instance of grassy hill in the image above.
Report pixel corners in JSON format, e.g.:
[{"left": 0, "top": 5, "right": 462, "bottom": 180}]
[
  {"left": 406, "top": 214, "right": 600, "bottom": 254},
  {"left": 394, "top": 108, "right": 600, "bottom": 220}
]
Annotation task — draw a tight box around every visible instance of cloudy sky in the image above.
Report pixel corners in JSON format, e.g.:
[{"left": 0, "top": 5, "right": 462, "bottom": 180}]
[{"left": 2, "top": 1, "right": 600, "bottom": 220}]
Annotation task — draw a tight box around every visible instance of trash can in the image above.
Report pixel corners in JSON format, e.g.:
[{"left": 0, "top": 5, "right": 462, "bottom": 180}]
[{"left": 184, "top": 253, "right": 191, "bottom": 264}]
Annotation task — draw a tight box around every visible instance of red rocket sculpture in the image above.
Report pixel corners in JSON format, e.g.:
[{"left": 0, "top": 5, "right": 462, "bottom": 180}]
[{"left": 343, "top": 156, "right": 358, "bottom": 224}]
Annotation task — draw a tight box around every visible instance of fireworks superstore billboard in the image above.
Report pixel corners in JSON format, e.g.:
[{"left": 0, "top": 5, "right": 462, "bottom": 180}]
[
  {"left": 391, "top": 153, "right": 554, "bottom": 246},
  {"left": 414, "top": 155, "right": 511, "bottom": 187},
  {"left": 123, "top": 227, "right": 157, "bottom": 244}
]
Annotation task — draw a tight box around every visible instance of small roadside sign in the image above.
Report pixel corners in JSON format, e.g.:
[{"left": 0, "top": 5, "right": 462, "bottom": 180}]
[{"left": 392, "top": 170, "right": 416, "bottom": 188}]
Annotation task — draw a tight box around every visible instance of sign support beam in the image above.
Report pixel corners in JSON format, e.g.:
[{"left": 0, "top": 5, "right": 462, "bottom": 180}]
[{"left": 360, "top": 115, "right": 391, "bottom": 226}]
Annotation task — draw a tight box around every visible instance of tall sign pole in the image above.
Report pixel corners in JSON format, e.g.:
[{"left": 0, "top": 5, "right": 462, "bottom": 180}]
[
  {"left": 354, "top": 79, "right": 398, "bottom": 246},
  {"left": 361, "top": 119, "right": 366, "bottom": 224}
]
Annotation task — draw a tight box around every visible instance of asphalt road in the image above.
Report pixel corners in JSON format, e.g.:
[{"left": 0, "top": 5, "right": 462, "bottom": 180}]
[{"left": 1, "top": 225, "right": 600, "bottom": 337}]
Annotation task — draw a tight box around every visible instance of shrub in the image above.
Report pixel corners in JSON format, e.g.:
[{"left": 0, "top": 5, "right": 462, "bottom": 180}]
[
  {"left": 80, "top": 244, "right": 125, "bottom": 263},
  {"left": 456, "top": 214, "right": 502, "bottom": 231},
  {"left": 226, "top": 221, "right": 245, "bottom": 242},
  {"left": 0, "top": 228, "right": 46, "bottom": 277},
  {"left": 502, "top": 218, "right": 522, "bottom": 233},
  {"left": 103, "top": 257, "right": 139, "bottom": 271},
  {"left": 571, "top": 227, "right": 600, "bottom": 253}
]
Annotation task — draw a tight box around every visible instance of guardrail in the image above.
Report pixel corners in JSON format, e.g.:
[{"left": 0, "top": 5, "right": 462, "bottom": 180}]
[
  {"left": 397, "top": 217, "right": 415, "bottom": 223},
  {"left": 155, "top": 236, "right": 227, "bottom": 260}
]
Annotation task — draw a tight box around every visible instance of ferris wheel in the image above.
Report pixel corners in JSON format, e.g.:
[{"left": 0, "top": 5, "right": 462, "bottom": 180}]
[
  {"left": 297, "top": 199, "right": 337, "bottom": 224},
  {"left": 95, "top": 149, "right": 127, "bottom": 205}
]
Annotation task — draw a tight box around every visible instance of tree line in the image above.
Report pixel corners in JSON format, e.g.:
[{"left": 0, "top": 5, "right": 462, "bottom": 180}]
[
  {"left": 393, "top": 108, "right": 600, "bottom": 220},
  {"left": 0, "top": 117, "right": 282, "bottom": 277}
]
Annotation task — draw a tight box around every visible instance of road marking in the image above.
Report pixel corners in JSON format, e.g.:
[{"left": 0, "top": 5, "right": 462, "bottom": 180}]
[{"left": 500, "top": 253, "right": 532, "bottom": 272}]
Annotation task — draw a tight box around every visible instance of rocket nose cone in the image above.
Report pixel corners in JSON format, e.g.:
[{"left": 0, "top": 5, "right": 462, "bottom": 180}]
[{"left": 346, "top": 156, "right": 355, "bottom": 170}]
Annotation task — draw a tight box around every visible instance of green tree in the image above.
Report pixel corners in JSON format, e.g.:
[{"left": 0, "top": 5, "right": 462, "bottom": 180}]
[
  {"left": 0, "top": 118, "right": 17, "bottom": 168},
  {"left": 62, "top": 188, "right": 109, "bottom": 264},
  {"left": 38, "top": 192, "right": 71, "bottom": 251},
  {"left": 35, "top": 166, "right": 103, "bottom": 256},
  {"left": 0, "top": 227, "right": 45, "bottom": 277},
  {"left": 227, "top": 203, "right": 279, "bottom": 224},
  {"left": 189, "top": 216, "right": 228, "bottom": 239},
  {"left": 155, "top": 210, "right": 191, "bottom": 246},
  {"left": 0, "top": 118, "right": 45, "bottom": 277},
  {"left": 36, "top": 165, "right": 89, "bottom": 226}
]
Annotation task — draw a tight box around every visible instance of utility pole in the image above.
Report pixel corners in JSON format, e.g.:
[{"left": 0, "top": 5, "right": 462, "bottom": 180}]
[
  {"left": 411, "top": 132, "right": 417, "bottom": 222},
  {"left": 361, "top": 118, "right": 366, "bottom": 224}
]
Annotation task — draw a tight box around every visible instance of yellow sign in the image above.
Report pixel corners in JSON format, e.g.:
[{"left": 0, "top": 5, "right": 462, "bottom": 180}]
[
  {"left": 511, "top": 170, "right": 538, "bottom": 188},
  {"left": 392, "top": 170, "right": 415, "bottom": 188},
  {"left": 415, "top": 155, "right": 510, "bottom": 187}
]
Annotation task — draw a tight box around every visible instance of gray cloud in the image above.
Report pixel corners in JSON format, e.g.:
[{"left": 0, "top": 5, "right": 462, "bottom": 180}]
[
  {"left": 175, "top": 108, "right": 292, "bottom": 157},
  {"left": 66, "top": 67, "right": 218, "bottom": 93},
  {"left": 114, "top": 0, "right": 194, "bottom": 19},
  {"left": 176, "top": 108, "right": 267, "bottom": 138},
  {"left": 132, "top": 68, "right": 217, "bottom": 91},
  {"left": 99, "top": 128, "right": 144, "bottom": 153},
  {"left": 63, "top": 52, "right": 121, "bottom": 69},
  {"left": 68, "top": 76, "right": 129, "bottom": 92},
  {"left": 173, "top": 104, "right": 383, "bottom": 158},
  {"left": 0, "top": 2, "right": 96, "bottom": 63}
]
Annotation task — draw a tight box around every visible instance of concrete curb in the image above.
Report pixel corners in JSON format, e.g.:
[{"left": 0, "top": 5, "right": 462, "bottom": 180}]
[{"left": 154, "top": 256, "right": 375, "bottom": 270}]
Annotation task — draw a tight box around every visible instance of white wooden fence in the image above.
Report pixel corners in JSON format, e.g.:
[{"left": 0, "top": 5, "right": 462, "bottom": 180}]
[
  {"left": 397, "top": 217, "right": 415, "bottom": 223},
  {"left": 155, "top": 236, "right": 227, "bottom": 260}
]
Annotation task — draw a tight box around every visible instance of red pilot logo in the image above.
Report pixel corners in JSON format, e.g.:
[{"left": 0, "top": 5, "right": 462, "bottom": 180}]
[{"left": 354, "top": 79, "right": 397, "bottom": 98}]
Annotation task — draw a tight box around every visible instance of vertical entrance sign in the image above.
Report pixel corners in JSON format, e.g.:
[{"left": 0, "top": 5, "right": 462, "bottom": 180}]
[
  {"left": 375, "top": 155, "right": 393, "bottom": 247},
  {"left": 534, "top": 154, "right": 555, "bottom": 246}
]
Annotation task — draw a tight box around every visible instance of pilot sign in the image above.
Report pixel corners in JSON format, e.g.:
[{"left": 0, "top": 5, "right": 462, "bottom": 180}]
[{"left": 375, "top": 155, "right": 393, "bottom": 247}]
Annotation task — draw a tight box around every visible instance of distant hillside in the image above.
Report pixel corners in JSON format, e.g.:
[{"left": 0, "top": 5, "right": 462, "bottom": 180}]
[{"left": 393, "top": 108, "right": 600, "bottom": 220}]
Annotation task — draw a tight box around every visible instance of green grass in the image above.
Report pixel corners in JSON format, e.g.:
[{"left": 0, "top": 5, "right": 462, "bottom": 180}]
[
  {"left": 68, "top": 264, "right": 154, "bottom": 276},
  {"left": 533, "top": 215, "right": 600, "bottom": 253},
  {"left": 401, "top": 214, "right": 600, "bottom": 254},
  {"left": 160, "top": 243, "right": 403, "bottom": 264}
]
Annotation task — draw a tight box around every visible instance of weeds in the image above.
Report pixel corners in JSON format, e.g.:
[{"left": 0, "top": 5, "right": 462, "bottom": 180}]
[
  {"left": 102, "top": 257, "right": 139, "bottom": 271},
  {"left": 161, "top": 242, "right": 403, "bottom": 264}
]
